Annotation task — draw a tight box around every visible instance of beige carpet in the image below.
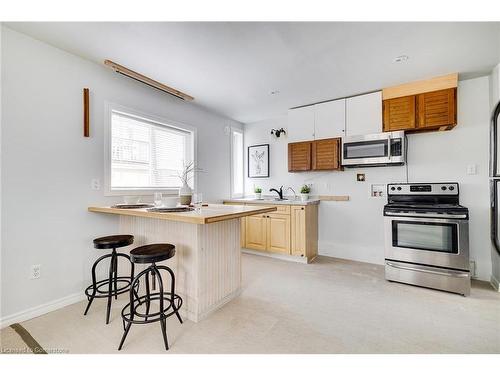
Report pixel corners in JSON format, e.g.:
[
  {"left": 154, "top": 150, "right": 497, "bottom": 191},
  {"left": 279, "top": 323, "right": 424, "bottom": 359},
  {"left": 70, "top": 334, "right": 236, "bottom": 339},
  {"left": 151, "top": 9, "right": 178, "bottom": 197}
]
[{"left": 3, "top": 254, "right": 500, "bottom": 354}]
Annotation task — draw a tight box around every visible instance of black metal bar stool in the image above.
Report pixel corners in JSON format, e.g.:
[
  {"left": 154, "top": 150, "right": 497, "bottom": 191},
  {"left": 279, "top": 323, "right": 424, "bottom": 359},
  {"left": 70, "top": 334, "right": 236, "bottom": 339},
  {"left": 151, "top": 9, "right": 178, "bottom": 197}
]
[
  {"left": 84, "top": 234, "right": 136, "bottom": 324},
  {"left": 118, "top": 243, "right": 183, "bottom": 351}
]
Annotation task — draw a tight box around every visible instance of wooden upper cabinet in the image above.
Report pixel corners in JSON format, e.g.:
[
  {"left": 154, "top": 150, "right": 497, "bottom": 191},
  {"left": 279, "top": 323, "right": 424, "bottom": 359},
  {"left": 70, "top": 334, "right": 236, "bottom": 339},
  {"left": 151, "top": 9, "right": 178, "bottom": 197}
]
[
  {"left": 312, "top": 138, "right": 341, "bottom": 170},
  {"left": 417, "top": 88, "right": 456, "bottom": 130},
  {"left": 289, "top": 138, "right": 341, "bottom": 172},
  {"left": 383, "top": 95, "right": 416, "bottom": 132},
  {"left": 382, "top": 73, "right": 458, "bottom": 133},
  {"left": 288, "top": 141, "right": 312, "bottom": 172}
]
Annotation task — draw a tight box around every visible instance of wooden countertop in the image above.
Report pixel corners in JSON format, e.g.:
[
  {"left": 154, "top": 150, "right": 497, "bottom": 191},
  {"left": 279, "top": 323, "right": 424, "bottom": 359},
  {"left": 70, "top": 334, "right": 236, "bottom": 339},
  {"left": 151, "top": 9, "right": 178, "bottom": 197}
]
[{"left": 88, "top": 204, "right": 277, "bottom": 225}]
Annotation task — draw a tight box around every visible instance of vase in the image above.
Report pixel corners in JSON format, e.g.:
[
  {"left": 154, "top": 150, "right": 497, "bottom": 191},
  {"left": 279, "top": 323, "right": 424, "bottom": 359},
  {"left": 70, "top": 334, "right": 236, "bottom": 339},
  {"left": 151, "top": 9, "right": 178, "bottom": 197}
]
[
  {"left": 255, "top": 193, "right": 262, "bottom": 199},
  {"left": 179, "top": 182, "right": 193, "bottom": 205},
  {"left": 300, "top": 193, "right": 309, "bottom": 202}
]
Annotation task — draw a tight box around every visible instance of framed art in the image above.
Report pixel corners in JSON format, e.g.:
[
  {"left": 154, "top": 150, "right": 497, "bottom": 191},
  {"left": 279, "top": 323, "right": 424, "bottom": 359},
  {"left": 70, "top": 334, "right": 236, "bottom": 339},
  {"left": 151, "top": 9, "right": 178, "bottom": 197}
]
[{"left": 248, "top": 144, "right": 269, "bottom": 178}]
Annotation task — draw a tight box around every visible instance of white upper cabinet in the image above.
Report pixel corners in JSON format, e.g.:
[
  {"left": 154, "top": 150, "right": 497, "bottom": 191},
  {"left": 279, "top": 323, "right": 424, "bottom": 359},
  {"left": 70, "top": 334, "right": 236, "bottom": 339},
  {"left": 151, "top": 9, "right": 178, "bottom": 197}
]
[
  {"left": 345, "top": 91, "right": 382, "bottom": 136},
  {"left": 287, "top": 105, "right": 315, "bottom": 142},
  {"left": 313, "top": 99, "right": 345, "bottom": 139}
]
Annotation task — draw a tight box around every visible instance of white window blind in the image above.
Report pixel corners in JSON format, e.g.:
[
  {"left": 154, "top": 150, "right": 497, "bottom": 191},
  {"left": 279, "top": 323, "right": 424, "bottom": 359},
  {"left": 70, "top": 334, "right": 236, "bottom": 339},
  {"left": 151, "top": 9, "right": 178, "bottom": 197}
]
[
  {"left": 111, "top": 111, "right": 193, "bottom": 190},
  {"left": 230, "top": 128, "right": 244, "bottom": 197}
]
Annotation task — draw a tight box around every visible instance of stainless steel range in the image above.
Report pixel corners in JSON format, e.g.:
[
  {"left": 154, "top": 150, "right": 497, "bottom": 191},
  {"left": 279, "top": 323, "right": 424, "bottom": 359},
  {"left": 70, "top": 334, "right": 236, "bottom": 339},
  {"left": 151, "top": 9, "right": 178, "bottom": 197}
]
[{"left": 384, "top": 182, "right": 470, "bottom": 296}]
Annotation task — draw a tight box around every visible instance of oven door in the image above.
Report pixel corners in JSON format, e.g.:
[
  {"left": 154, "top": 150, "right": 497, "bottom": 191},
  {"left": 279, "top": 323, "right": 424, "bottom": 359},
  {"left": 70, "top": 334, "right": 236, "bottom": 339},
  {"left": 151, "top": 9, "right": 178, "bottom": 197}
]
[{"left": 384, "top": 215, "right": 469, "bottom": 270}]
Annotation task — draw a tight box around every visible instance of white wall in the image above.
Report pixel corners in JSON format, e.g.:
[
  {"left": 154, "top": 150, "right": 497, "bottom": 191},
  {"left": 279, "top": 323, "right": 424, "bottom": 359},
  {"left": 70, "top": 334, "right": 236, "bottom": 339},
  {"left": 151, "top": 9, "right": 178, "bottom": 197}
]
[
  {"left": 0, "top": 27, "right": 242, "bottom": 322},
  {"left": 489, "top": 63, "right": 500, "bottom": 288},
  {"left": 244, "top": 76, "right": 492, "bottom": 281}
]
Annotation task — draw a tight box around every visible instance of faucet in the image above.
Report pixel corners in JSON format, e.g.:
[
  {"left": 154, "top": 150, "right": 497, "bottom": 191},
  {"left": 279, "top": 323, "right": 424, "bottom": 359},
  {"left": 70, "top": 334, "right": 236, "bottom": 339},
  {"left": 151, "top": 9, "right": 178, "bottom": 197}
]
[
  {"left": 269, "top": 186, "right": 284, "bottom": 200},
  {"left": 285, "top": 187, "right": 297, "bottom": 200}
]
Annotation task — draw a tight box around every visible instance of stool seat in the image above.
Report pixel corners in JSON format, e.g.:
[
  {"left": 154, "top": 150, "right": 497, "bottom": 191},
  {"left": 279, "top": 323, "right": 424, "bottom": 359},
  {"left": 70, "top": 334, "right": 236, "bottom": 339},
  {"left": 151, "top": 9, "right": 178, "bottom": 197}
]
[
  {"left": 130, "top": 244, "right": 175, "bottom": 264},
  {"left": 93, "top": 235, "right": 134, "bottom": 249}
]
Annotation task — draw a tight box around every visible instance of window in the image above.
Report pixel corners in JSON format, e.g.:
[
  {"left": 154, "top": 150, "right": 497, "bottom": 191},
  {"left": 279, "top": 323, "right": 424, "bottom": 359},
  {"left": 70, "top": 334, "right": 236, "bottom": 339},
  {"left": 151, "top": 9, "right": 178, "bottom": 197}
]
[
  {"left": 230, "top": 128, "right": 244, "bottom": 197},
  {"left": 106, "top": 105, "right": 195, "bottom": 194}
]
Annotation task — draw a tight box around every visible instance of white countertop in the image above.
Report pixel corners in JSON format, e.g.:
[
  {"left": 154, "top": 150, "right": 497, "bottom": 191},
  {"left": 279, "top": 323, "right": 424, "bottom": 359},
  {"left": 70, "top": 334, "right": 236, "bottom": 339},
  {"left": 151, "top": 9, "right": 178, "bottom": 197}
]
[{"left": 224, "top": 196, "right": 320, "bottom": 206}]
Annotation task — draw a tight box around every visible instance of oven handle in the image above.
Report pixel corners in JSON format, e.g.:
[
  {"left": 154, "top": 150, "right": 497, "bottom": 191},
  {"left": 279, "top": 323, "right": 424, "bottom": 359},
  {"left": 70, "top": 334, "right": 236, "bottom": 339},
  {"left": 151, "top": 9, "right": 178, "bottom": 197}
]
[
  {"left": 385, "top": 212, "right": 467, "bottom": 219},
  {"left": 386, "top": 261, "right": 469, "bottom": 278}
]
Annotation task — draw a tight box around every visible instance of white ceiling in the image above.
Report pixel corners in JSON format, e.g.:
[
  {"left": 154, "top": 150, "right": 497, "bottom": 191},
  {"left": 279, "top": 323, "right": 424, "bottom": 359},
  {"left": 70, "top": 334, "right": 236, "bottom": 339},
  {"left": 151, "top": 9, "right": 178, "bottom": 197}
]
[{"left": 6, "top": 22, "right": 500, "bottom": 123}]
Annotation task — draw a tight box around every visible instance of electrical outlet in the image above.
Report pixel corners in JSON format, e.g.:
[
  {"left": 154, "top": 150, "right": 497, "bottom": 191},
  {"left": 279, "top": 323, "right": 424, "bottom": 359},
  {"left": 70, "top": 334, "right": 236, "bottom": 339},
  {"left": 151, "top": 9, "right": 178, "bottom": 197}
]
[
  {"left": 31, "top": 264, "right": 41, "bottom": 279},
  {"left": 466, "top": 164, "right": 477, "bottom": 175},
  {"left": 91, "top": 178, "right": 101, "bottom": 190}
]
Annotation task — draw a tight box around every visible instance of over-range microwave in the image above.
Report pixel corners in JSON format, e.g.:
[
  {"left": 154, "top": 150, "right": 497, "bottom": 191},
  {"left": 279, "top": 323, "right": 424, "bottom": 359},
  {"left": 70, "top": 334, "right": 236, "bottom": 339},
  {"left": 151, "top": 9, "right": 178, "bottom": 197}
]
[{"left": 341, "top": 131, "right": 406, "bottom": 168}]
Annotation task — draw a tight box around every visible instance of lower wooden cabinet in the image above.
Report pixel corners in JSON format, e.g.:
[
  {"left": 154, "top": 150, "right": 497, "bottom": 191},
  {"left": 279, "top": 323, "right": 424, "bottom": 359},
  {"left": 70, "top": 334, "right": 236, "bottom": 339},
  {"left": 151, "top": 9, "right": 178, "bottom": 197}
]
[
  {"left": 266, "top": 213, "right": 290, "bottom": 254},
  {"left": 245, "top": 214, "right": 267, "bottom": 251},
  {"left": 291, "top": 205, "right": 318, "bottom": 259},
  {"left": 227, "top": 203, "right": 318, "bottom": 262}
]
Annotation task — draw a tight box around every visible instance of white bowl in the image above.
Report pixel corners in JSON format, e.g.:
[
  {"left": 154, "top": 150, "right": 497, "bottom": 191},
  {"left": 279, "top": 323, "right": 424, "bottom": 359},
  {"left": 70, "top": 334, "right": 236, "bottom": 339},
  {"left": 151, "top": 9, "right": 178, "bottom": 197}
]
[
  {"left": 162, "top": 196, "right": 179, "bottom": 208},
  {"left": 123, "top": 196, "right": 141, "bottom": 205}
]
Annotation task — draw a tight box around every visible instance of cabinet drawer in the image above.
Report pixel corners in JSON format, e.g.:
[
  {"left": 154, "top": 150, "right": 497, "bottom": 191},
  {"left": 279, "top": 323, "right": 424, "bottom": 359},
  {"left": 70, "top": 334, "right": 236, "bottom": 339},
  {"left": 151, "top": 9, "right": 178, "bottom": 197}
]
[{"left": 246, "top": 204, "right": 290, "bottom": 214}]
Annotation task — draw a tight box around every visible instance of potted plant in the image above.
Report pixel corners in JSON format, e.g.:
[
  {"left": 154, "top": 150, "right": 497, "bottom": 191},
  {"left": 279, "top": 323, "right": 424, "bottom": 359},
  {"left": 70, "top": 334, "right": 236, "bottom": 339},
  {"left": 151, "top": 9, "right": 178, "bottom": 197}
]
[
  {"left": 254, "top": 187, "right": 262, "bottom": 199},
  {"left": 300, "top": 184, "right": 311, "bottom": 201},
  {"left": 176, "top": 161, "right": 203, "bottom": 205}
]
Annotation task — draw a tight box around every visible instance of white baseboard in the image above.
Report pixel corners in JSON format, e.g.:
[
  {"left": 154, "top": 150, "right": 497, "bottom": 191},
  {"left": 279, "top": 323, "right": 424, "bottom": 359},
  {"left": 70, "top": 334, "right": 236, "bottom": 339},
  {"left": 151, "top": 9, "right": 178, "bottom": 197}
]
[
  {"left": 242, "top": 249, "right": 308, "bottom": 264},
  {"left": 0, "top": 292, "right": 85, "bottom": 329},
  {"left": 491, "top": 274, "right": 500, "bottom": 292},
  {"left": 318, "top": 241, "right": 385, "bottom": 265}
]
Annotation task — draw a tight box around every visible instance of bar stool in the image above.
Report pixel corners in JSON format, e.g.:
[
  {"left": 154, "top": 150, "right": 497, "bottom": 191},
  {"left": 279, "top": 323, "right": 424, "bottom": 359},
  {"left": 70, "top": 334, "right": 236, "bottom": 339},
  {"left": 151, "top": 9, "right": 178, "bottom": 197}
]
[
  {"left": 118, "top": 243, "right": 183, "bottom": 351},
  {"left": 84, "top": 234, "right": 136, "bottom": 324}
]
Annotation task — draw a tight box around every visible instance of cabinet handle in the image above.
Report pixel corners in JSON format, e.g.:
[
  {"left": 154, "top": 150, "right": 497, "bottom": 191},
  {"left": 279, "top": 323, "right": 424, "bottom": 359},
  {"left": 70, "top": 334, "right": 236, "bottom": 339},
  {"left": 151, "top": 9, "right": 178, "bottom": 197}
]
[{"left": 301, "top": 207, "right": 304, "bottom": 210}]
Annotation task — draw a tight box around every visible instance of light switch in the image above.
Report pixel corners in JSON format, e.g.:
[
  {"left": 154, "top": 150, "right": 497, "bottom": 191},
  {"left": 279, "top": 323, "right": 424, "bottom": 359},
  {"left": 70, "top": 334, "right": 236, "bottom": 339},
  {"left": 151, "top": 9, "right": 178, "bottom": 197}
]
[{"left": 466, "top": 164, "right": 477, "bottom": 175}]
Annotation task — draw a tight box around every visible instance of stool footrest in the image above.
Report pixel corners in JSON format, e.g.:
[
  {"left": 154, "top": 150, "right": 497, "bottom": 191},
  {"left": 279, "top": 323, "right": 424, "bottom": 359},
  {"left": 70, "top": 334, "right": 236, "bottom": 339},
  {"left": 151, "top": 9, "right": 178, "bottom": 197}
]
[
  {"left": 121, "top": 293, "right": 183, "bottom": 325},
  {"left": 84, "top": 277, "right": 136, "bottom": 298}
]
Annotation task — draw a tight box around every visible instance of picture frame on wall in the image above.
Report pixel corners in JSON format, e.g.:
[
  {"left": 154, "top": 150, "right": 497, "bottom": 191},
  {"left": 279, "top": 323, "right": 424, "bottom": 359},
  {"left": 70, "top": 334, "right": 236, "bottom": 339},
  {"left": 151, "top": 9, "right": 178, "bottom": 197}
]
[{"left": 248, "top": 144, "right": 269, "bottom": 178}]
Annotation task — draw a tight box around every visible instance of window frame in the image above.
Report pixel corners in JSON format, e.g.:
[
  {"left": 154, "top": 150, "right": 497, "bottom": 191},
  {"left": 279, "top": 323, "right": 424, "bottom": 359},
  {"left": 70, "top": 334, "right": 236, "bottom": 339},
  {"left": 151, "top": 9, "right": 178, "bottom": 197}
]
[
  {"left": 104, "top": 102, "right": 197, "bottom": 196},
  {"left": 229, "top": 127, "right": 245, "bottom": 198}
]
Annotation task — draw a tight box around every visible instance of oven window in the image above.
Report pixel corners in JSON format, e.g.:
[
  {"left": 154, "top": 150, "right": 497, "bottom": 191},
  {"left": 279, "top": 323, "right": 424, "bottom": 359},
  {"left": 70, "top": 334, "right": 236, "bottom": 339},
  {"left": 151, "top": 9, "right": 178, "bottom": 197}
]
[
  {"left": 392, "top": 221, "right": 458, "bottom": 254},
  {"left": 344, "top": 140, "right": 388, "bottom": 159}
]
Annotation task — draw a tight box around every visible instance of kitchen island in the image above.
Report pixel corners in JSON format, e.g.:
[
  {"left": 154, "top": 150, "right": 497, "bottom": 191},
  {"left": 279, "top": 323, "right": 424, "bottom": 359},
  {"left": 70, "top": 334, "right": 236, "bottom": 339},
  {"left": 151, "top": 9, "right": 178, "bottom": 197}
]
[{"left": 88, "top": 204, "right": 276, "bottom": 322}]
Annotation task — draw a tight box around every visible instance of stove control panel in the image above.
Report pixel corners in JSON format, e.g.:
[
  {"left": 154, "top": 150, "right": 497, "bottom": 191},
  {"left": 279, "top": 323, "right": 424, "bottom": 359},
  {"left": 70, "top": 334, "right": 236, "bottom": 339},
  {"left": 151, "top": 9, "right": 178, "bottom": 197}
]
[{"left": 388, "top": 183, "right": 459, "bottom": 195}]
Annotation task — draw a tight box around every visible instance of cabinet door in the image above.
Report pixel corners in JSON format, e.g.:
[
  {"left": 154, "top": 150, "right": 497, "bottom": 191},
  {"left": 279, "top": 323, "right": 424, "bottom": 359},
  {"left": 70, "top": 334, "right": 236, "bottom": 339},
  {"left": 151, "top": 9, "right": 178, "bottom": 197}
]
[
  {"left": 345, "top": 91, "right": 383, "bottom": 136},
  {"left": 291, "top": 206, "right": 306, "bottom": 257},
  {"left": 383, "top": 96, "right": 416, "bottom": 132},
  {"left": 287, "top": 106, "right": 315, "bottom": 142},
  {"left": 266, "top": 213, "right": 290, "bottom": 254},
  {"left": 312, "top": 138, "right": 340, "bottom": 170},
  {"left": 288, "top": 141, "right": 312, "bottom": 172},
  {"left": 245, "top": 214, "right": 267, "bottom": 251},
  {"left": 314, "top": 99, "right": 345, "bottom": 139},
  {"left": 417, "top": 88, "right": 456, "bottom": 129}
]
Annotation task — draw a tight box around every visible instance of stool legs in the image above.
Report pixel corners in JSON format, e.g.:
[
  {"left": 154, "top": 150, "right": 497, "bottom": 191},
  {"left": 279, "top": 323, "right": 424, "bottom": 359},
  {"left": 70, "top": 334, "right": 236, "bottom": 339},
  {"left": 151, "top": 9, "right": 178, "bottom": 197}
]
[
  {"left": 84, "top": 252, "right": 112, "bottom": 316},
  {"left": 157, "top": 265, "right": 183, "bottom": 324},
  {"left": 84, "top": 250, "right": 136, "bottom": 324},
  {"left": 153, "top": 266, "right": 169, "bottom": 350},
  {"left": 118, "top": 264, "right": 183, "bottom": 351},
  {"left": 105, "top": 249, "right": 117, "bottom": 324}
]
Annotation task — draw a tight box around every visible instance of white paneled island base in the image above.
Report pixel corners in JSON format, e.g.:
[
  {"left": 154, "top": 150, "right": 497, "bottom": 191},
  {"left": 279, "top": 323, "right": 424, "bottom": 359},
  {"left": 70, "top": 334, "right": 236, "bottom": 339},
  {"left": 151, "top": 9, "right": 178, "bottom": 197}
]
[{"left": 89, "top": 204, "right": 276, "bottom": 322}]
